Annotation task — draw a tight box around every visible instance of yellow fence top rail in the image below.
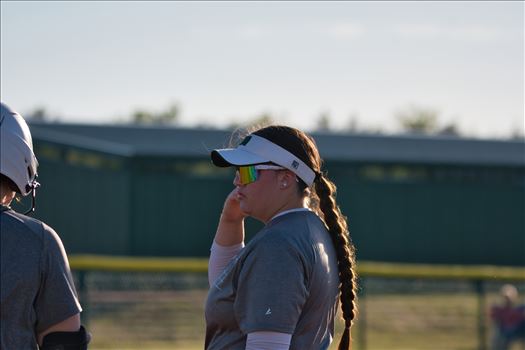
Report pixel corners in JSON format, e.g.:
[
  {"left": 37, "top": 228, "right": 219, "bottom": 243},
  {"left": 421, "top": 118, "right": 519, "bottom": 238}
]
[
  {"left": 358, "top": 261, "right": 525, "bottom": 281},
  {"left": 69, "top": 255, "right": 525, "bottom": 281},
  {"left": 70, "top": 255, "right": 208, "bottom": 273}
]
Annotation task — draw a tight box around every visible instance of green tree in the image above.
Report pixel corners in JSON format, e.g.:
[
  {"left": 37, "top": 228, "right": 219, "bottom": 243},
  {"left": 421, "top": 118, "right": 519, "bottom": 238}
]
[
  {"left": 316, "top": 111, "right": 331, "bottom": 131},
  {"left": 396, "top": 105, "right": 439, "bottom": 135},
  {"left": 26, "top": 107, "right": 49, "bottom": 122},
  {"left": 346, "top": 112, "right": 360, "bottom": 133},
  {"left": 131, "top": 110, "right": 154, "bottom": 124},
  {"left": 437, "top": 123, "right": 461, "bottom": 137},
  {"left": 229, "top": 112, "right": 275, "bottom": 130},
  {"left": 131, "top": 102, "right": 180, "bottom": 125},
  {"left": 157, "top": 103, "right": 180, "bottom": 124},
  {"left": 510, "top": 125, "right": 525, "bottom": 140}
]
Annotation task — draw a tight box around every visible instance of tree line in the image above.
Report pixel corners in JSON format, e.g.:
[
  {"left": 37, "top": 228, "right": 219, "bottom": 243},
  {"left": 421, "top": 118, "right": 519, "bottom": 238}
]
[{"left": 24, "top": 102, "right": 524, "bottom": 140}]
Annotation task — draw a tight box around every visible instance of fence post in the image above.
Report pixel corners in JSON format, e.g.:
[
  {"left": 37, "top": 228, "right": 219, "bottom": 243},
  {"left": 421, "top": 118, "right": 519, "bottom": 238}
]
[
  {"left": 475, "top": 280, "right": 487, "bottom": 350},
  {"left": 357, "top": 278, "right": 367, "bottom": 350},
  {"left": 78, "top": 270, "right": 89, "bottom": 328}
]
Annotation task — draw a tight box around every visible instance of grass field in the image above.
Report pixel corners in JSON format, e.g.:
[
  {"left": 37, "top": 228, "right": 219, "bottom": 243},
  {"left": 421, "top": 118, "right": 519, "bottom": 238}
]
[
  {"left": 70, "top": 269, "right": 525, "bottom": 350},
  {"left": 69, "top": 257, "right": 525, "bottom": 349},
  {"left": 83, "top": 285, "right": 525, "bottom": 350}
]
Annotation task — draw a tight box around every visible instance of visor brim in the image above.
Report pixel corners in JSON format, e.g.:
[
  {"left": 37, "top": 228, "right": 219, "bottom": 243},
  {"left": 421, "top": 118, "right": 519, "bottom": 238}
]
[{"left": 211, "top": 148, "right": 269, "bottom": 167}]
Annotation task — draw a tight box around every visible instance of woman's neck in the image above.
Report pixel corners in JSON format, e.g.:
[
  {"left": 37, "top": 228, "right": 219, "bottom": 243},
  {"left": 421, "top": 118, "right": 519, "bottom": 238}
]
[{"left": 262, "top": 196, "right": 307, "bottom": 224}]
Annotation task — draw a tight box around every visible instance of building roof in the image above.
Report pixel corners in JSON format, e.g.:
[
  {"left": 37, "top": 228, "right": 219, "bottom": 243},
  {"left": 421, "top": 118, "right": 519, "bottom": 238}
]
[{"left": 29, "top": 122, "right": 525, "bottom": 166}]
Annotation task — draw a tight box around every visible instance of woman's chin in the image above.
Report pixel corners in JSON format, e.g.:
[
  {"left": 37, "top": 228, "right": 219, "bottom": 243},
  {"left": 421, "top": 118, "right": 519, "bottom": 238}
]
[{"left": 239, "top": 207, "right": 251, "bottom": 216}]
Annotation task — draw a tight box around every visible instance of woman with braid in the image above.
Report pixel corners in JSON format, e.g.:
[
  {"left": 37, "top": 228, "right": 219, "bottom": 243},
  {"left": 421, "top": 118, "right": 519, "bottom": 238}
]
[{"left": 205, "top": 125, "right": 357, "bottom": 350}]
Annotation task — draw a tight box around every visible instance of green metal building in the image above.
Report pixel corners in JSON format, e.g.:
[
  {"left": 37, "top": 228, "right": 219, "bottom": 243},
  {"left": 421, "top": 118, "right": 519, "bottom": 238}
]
[{"left": 20, "top": 122, "right": 525, "bottom": 266}]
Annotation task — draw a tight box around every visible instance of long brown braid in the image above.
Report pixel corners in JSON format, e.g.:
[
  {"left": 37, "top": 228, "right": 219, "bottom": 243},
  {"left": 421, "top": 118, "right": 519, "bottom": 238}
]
[
  {"left": 314, "top": 175, "right": 357, "bottom": 349},
  {"left": 253, "top": 125, "right": 357, "bottom": 350}
]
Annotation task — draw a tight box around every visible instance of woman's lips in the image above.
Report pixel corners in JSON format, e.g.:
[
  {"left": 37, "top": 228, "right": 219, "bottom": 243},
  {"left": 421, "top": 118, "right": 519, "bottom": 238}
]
[{"left": 236, "top": 191, "right": 245, "bottom": 200}]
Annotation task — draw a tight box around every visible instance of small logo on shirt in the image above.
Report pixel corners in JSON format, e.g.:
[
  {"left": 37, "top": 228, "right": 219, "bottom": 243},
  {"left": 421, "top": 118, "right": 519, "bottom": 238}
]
[{"left": 265, "top": 308, "right": 272, "bottom": 316}]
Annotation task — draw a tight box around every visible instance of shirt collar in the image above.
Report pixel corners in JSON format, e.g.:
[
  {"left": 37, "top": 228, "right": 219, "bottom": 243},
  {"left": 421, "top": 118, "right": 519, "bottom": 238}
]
[{"left": 270, "top": 207, "right": 310, "bottom": 222}]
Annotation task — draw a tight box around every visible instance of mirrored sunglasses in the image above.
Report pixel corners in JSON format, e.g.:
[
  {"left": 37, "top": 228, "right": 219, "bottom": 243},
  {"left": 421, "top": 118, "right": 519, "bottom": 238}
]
[{"left": 236, "top": 165, "right": 285, "bottom": 185}]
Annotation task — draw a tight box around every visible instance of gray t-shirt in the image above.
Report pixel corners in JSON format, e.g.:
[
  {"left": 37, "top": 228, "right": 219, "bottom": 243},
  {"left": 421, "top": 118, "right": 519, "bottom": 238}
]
[
  {"left": 1, "top": 206, "right": 82, "bottom": 350},
  {"left": 205, "top": 210, "right": 339, "bottom": 350}
]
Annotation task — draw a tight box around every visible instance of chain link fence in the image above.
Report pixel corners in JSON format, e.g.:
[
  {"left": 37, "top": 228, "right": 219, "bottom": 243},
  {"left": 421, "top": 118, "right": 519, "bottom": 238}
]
[{"left": 72, "top": 267, "right": 525, "bottom": 350}]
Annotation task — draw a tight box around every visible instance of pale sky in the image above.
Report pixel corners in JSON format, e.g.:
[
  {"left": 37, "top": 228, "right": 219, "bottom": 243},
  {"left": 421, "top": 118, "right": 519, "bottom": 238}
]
[{"left": 1, "top": 1, "right": 523, "bottom": 138}]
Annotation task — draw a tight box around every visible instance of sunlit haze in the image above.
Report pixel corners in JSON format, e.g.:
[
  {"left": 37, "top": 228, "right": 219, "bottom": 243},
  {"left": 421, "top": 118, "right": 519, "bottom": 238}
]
[{"left": 1, "top": 1, "right": 523, "bottom": 138}]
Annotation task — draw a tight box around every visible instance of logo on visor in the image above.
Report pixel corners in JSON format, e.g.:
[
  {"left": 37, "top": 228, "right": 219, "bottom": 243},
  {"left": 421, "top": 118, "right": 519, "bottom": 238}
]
[
  {"left": 240, "top": 136, "right": 252, "bottom": 146},
  {"left": 291, "top": 160, "right": 299, "bottom": 169}
]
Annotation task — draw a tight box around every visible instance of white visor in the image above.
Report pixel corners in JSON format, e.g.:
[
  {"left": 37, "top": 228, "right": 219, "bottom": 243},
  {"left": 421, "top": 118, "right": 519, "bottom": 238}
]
[{"left": 211, "top": 134, "right": 316, "bottom": 186}]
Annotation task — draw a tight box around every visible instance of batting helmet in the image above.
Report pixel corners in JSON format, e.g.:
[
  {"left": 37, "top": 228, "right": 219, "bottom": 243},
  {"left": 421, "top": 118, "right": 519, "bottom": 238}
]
[{"left": 0, "top": 102, "right": 39, "bottom": 196}]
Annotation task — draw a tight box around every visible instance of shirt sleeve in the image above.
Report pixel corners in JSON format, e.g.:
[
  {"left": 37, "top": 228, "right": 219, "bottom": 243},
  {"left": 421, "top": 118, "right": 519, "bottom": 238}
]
[
  {"left": 234, "top": 234, "right": 309, "bottom": 335},
  {"left": 209, "top": 240, "right": 244, "bottom": 286},
  {"left": 34, "top": 224, "right": 82, "bottom": 333},
  {"left": 246, "top": 331, "right": 292, "bottom": 350}
]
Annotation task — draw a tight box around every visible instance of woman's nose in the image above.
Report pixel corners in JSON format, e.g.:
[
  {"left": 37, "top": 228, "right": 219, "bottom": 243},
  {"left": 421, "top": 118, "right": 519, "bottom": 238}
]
[{"left": 233, "top": 171, "right": 241, "bottom": 186}]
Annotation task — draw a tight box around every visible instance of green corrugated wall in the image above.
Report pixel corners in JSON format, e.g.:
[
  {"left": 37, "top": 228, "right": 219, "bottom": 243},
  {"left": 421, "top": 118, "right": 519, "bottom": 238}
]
[{"left": 17, "top": 141, "right": 523, "bottom": 266}]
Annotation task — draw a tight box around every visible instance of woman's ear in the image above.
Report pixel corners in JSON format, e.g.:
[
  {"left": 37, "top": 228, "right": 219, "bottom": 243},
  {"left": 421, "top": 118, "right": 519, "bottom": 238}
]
[{"left": 278, "top": 170, "right": 295, "bottom": 189}]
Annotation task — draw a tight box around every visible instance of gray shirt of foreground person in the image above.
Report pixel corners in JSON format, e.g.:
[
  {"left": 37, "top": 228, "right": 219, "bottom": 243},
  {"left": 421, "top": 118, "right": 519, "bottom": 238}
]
[
  {"left": 1, "top": 206, "right": 82, "bottom": 349},
  {"left": 205, "top": 210, "right": 340, "bottom": 350}
]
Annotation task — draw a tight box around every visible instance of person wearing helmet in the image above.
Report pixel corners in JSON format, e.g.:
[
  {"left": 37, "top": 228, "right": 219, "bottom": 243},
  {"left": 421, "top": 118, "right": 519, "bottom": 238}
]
[{"left": 0, "top": 102, "right": 91, "bottom": 349}]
